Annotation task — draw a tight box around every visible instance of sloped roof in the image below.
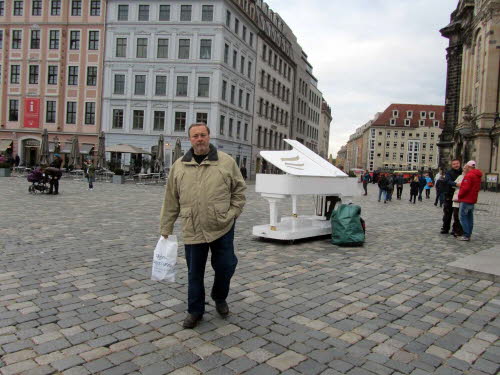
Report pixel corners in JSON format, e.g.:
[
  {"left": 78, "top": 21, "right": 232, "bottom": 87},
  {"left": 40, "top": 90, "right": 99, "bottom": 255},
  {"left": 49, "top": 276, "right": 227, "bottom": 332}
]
[{"left": 371, "top": 104, "right": 445, "bottom": 129}]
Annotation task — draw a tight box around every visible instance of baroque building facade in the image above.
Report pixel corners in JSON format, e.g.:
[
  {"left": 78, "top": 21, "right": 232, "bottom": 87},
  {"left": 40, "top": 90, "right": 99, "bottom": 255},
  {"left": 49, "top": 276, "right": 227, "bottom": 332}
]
[
  {"left": 440, "top": 0, "right": 500, "bottom": 176},
  {"left": 319, "top": 99, "right": 332, "bottom": 159},
  {"left": 0, "top": 0, "right": 106, "bottom": 166}
]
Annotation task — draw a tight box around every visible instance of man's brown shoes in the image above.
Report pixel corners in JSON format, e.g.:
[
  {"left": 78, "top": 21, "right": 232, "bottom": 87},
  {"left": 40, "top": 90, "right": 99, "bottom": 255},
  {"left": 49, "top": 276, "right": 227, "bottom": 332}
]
[{"left": 182, "top": 314, "right": 202, "bottom": 329}]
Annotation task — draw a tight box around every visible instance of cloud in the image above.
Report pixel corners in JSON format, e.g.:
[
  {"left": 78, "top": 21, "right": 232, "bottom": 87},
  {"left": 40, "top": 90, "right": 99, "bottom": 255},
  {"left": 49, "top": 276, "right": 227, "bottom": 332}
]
[{"left": 268, "top": 0, "right": 458, "bottom": 156}]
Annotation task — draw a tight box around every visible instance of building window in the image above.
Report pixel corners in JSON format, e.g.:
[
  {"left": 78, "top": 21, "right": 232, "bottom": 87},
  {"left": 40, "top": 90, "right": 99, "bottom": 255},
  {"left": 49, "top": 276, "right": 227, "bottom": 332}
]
[
  {"left": 88, "top": 31, "right": 99, "bottom": 50},
  {"left": 220, "top": 115, "right": 225, "bottom": 135},
  {"left": 133, "top": 110, "right": 144, "bottom": 129},
  {"left": 242, "top": 25, "right": 247, "bottom": 41},
  {"left": 112, "top": 109, "right": 124, "bottom": 129},
  {"left": 13, "top": 1, "right": 23, "bottom": 16},
  {"left": 429, "top": 111, "right": 435, "bottom": 119},
  {"left": 68, "top": 66, "right": 79, "bottom": 85},
  {"left": 240, "top": 56, "right": 245, "bottom": 74},
  {"left": 138, "top": 4, "right": 149, "bottom": 21},
  {"left": 11, "top": 30, "right": 22, "bottom": 49},
  {"left": 180, "top": 5, "right": 191, "bottom": 21},
  {"left": 66, "top": 101, "right": 76, "bottom": 124},
  {"left": 155, "top": 75, "right": 167, "bottom": 96},
  {"left": 198, "top": 77, "right": 210, "bottom": 97},
  {"left": 51, "top": 0, "right": 61, "bottom": 16},
  {"left": 433, "top": 120, "right": 440, "bottom": 127},
  {"left": 200, "top": 39, "right": 211, "bottom": 59},
  {"left": 90, "top": 0, "right": 100, "bottom": 16},
  {"left": 157, "top": 38, "right": 168, "bottom": 58},
  {"left": 202, "top": 5, "right": 213, "bottom": 21},
  {"left": 159, "top": 5, "right": 170, "bottom": 20},
  {"left": 0, "top": 30, "right": 3, "bottom": 49},
  {"left": 134, "top": 75, "right": 146, "bottom": 95},
  {"left": 117, "top": 4, "right": 128, "bottom": 20},
  {"left": 29, "top": 65, "right": 39, "bottom": 84},
  {"left": 47, "top": 65, "right": 58, "bottom": 84},
  {"left": 249, "top": 32, "right": 254, "bottom": 47},
  {"left": 30, "top": 30, "right": 40, "bottom": 49},
  {"left": 234, "top": 18, "right": 239, "bottom": 34},
  {"left": 226, "top": 10, "right": 231, "bottom": 27},
  {"left": 423, "top": 132, "right": 428, "bottom": 139},
  {"left": 404, "top": 119, "right": 410, "bottom": 126},
  {"left": 228, "top": 118, "right": 233, "bottom": 137},
  {"left": 392, "top": 110, "right": 398, "bottom": 117},
  {"left": 136, "top": 38, "right": 148, "bottom": 58},
  {"left": 236, "top": 121, "right": 241, "bottom": 138},
  {"left": 224, "top": 44, "right": 229, "bottom": 64},
  {"left": 69, "top": 31, "right": 80, "bottom": 50},
  {"left": 174, "top": 112, "right": 186, "bottom": 132},
  {"left": 420, "top": 111, "right": 426, "bottom": 119},
  {"left": 390, "top": 119, "right": 396, "bottom": 126},
  {"left": 116, "top": 38, "right": 127, "bottom": 57},
  {"left": 230, "top": 85, "right": 235, "bottom": 104},
  {"left": 71, "top": 0, "right": 81, "bottom": 16},
  {"left": 233, "top": 50, "right": 237, "bottom": 69},
  {"left": 9, "top": 100, "right": 19, "bottom": 121},
  {"left": 32, "top": 0, "right": 42, "bottom": 15},
  {"left": 87, "top": 66, "right": 97, "bottom": 86},
  {"left": 46, "top": 101, "right": 56, "bottom": 123},
  {"left": 153, "top": 111, "right": 165, "bottom": 130},
  {"left": 113, "top": 74, "right": 125, "bottom": 94},
  {"left": 85, "top": 102, "right": 95, "bottom": 125},
  {"left": 176, "top": 76, "right": 188, "bottom": 96},
  {"left": 196, "top": 112, "right": 208, "bottom": 124},
  {"left": 248, "top": 61, "right": 252, "bottom": 79},
  {"left": 244, "top": 123, "right": 248, "bottom": 140},
  {"left": 10, "top": 65, "right": 20, "bottom": 84},
  {"left": 178, "top": 39, "right": 190, "bottom": 59},
  {"left": 419, "top": 120, "right": 425, "bottom": 126},
  {"left": 222, "top": 80, "right": 227, "bottom": 101},
  {"left": 238, "top": 89, "right": 243, "bottom": 107},
  {"left": 246, "top": 93, "right": 250, "bottom": 111}
]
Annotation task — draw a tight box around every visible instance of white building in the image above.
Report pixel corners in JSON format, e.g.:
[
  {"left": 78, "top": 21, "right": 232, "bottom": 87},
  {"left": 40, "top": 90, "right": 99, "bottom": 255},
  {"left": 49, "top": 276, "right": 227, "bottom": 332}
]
[{"left": 101, "top": 0, "right": 258, "bottom": 169}]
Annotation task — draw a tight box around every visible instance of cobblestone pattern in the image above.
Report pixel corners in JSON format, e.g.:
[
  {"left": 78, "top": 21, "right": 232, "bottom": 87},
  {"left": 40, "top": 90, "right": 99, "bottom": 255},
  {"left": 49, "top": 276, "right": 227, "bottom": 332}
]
[{"left": 0, "top": 177, "right": 499, "bottom": 374}]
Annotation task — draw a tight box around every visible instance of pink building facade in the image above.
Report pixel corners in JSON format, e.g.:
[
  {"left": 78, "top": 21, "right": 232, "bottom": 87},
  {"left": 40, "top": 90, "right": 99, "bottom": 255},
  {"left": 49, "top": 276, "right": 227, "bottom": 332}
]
[{"left": 0, "top": 0, "right": 106, "bottom": 166}]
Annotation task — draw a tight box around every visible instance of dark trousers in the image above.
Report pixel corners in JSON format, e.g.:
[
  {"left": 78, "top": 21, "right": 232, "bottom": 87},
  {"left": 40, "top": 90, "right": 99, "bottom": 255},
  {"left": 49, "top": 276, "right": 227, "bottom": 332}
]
[
  {"left": 452, "top": 207, "right": 464, "bottom": 236},
  {"left": 184, "top": 224, "right": 237, "bottom": 316},
  {"left": 418, "top": 187, "right": 424, "bottom": 201},
  {"left": 442, "top": 194, "right": 454, "bottom": 232},
  {"left": 363, "top": 182, "right": 368, "bottom": 195},
  {"left": 409, "top": 193, "right": 417, "bottom": 203},
  {"left": 49, "top": 177, "right": 59, "bottom": 194},
  {"left": 396, "top": 186, "right": 403, "bottom": 199},
  {"left": 434, "top": 190, "right": 443, "bottom": 206},
  {"left": 425, "top": 189, "right": 431, "bottom": 199}
]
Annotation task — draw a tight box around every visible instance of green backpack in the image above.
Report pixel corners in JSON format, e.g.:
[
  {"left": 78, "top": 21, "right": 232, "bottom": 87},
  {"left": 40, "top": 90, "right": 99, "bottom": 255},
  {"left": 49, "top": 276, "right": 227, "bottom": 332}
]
[{"left": 331, "top": 204, "right": 365, "bottom": 246}]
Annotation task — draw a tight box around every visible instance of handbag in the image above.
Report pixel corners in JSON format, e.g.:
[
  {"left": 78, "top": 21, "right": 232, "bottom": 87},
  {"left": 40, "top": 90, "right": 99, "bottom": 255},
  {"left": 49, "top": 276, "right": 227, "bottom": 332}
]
[{"left": 427, "top": 182, "right": 433, "bottom": 187}]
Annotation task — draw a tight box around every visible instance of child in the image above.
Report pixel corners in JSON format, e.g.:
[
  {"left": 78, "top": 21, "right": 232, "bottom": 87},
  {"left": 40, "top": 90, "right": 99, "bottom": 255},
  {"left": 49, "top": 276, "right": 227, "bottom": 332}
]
[{"left": 409, "top": 176, "right": 419, "bottom": 204}]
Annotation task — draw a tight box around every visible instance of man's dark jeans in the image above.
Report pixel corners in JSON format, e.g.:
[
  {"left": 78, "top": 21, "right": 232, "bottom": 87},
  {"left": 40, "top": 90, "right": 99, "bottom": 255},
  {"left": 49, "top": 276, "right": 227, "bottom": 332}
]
[
  {"left": 396, "top": 186, "right": 403, "bottom": 199},
  {"left": 184, "top": 224, "right": 237, "bottom": 316},
  {"left": 442, "top": 193, "right": 454, "bottom": 232}
]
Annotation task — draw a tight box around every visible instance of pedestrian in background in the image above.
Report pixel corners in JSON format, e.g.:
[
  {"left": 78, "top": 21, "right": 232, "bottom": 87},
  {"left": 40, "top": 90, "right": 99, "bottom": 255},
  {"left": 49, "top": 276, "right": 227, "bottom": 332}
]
[
  {"left": 395, "top": 173, "right": 404, "bottom": 200},
  {"left": 378, "top": 174, "right": 388, "bottom": 203},
  {"left": 85, "top": 160, "right": 96, "bottom": 191},
  {"left": 418, "top": 174, "right": 427, "bottom": 201},
  {"left": 440, "top": 159, "right": 462, "bottom": 234},
  {"left": 386, "top": 174, "right": 394, "bottom": 202},
  {"left": 457, "top": 160, "right": 482, "bottom": 241},
  {"left": 409, "top": 176, "right": 419, "bottom": 204},
  {"left": 435, "top": 174, "right": 445, "bottom": 207},
  {"left": 424, "top": 173, "right": 433, "bottom": 199},
  {"left": 362, "top": 170, "right": 371, "bottom": 195}
]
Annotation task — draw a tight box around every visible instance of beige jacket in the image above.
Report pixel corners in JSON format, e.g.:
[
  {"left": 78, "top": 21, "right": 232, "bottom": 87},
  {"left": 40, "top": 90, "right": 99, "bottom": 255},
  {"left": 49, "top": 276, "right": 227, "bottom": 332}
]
[
  {"left": 159, "top": 144, "right": 246, "bottom": 244},
  {"left": 452, "top": 174, "right": 464, "bottom": 208}
]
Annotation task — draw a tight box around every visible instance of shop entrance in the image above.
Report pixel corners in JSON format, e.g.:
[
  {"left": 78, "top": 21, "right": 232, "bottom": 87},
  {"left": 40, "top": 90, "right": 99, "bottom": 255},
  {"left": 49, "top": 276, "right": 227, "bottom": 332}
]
[{"left": 22, "top": 139, "right": 40, "bottom": 167}]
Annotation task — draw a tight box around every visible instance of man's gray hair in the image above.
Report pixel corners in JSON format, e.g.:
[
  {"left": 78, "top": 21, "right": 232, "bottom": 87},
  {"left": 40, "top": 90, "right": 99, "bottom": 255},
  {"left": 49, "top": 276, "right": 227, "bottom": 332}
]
[{"left": 188, "top": 123, "right": 210, "bottom": 137}]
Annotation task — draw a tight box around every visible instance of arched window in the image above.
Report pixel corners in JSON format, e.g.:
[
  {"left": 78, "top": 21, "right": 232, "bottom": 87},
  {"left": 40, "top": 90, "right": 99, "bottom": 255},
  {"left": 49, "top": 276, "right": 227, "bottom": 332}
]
[{"left": 475, "top": 35, "right": 482, "bottom": 83}]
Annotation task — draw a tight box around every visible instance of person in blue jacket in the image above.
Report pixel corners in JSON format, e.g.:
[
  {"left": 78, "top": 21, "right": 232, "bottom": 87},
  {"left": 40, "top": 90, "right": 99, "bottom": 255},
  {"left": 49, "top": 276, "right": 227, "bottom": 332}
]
[
  {"left": 418, "top": 174, "right": 427, "bottom": 201},
  {"left": 424, "top": 173, "right": 433, "bottom": 199}
]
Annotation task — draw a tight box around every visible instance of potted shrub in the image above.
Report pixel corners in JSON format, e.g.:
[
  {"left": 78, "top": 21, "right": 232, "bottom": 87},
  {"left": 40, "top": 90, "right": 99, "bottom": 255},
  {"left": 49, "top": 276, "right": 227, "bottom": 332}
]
[
  {"left": 112, "top": 168, "right": 125, "bottom": 184},
  {"left": 0, "top": 156, "right": 12, "bottom": 177}
]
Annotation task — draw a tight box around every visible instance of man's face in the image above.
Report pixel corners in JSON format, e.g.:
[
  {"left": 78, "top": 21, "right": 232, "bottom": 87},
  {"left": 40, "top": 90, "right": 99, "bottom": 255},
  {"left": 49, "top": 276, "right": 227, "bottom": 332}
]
[
  {"left": 189, "top": 125, "right": 210, "bottom": 155},
  {"left": 451, "top": 160, "right": 461, "bottom": 170}
]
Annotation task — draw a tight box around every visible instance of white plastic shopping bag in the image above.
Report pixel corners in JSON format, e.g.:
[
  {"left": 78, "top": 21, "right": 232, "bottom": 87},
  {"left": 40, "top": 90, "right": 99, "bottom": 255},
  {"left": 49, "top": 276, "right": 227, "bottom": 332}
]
[{"left": 151, "top": 235, "right": 177, "bottom": 282}]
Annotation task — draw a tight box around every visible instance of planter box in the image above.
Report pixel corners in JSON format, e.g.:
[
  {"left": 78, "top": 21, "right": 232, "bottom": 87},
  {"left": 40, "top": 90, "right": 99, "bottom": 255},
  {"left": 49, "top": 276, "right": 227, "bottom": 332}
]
[
  {"left": 112, "top": 175, "right": 125, "bottom": 184},
  {"left": 0, "top": 168, "right": 11, "bottom": 177}
]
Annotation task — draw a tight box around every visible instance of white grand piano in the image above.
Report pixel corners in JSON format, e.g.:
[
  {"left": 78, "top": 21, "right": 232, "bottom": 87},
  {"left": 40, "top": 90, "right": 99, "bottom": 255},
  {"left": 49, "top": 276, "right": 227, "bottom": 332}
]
[{"left": 252, "top": 139, "right": 361, "bottom": 241}]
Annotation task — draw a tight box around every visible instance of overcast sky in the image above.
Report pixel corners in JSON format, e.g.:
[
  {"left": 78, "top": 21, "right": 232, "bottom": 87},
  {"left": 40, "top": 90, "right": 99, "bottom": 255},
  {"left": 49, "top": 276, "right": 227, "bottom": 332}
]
[{"left": 269, "top": 0, "right": 458, "bottom": 157}]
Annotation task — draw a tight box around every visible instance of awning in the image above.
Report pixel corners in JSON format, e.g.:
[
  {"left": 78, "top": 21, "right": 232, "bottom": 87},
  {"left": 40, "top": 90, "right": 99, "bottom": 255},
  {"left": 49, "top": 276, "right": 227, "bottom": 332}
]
[
  {"left": 0, "top": 139, "right": 13, "bottom": 152},
  {"left": 80, "top": 144, "right": 95, "bottom": 155},
  {"left": 107, "top": 144, "right": 151, "bottom": 154}
]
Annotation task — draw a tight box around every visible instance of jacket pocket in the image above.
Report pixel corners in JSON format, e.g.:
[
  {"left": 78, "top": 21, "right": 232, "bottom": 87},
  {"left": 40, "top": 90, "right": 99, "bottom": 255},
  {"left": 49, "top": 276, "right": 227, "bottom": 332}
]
[
  {"left": 211, "top": 202, "right": 233, "bottom": 228},
  {"left": 179, "top": 207, "right": 194, "bottom": 238}
]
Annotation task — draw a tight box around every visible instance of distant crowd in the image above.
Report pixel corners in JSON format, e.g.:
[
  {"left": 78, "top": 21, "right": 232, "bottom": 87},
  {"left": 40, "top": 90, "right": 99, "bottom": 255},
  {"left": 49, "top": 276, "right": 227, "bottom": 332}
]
[{"left": 361, "top": 160, "right": 483, "bottom": 241}]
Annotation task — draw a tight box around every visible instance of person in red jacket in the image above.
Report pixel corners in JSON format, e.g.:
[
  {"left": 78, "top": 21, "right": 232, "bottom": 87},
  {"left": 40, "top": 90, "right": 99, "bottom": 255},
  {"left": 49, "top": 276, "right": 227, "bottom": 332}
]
[{"left": 457, "top": 160, "right": 483, "bottom": 241}]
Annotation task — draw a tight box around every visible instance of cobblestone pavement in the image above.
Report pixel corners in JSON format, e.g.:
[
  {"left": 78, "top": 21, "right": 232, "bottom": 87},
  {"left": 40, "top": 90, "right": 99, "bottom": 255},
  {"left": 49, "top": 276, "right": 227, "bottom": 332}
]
[{"left": 1, "top": 177, "right": 499, "bottom": 375}]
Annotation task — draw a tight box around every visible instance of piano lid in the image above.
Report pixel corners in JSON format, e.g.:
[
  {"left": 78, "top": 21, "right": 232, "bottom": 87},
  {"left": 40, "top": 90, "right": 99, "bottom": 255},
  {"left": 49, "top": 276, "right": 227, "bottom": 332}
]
[{"left": 260, "top": 139, "right": 348, "bottom": 177}]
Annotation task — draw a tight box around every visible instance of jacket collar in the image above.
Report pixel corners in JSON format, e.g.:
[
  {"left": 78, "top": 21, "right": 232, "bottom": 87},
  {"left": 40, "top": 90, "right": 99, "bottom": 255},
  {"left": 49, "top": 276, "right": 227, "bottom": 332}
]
[{"left": 182, "top": 143, "right": 218, "bottom": 163}]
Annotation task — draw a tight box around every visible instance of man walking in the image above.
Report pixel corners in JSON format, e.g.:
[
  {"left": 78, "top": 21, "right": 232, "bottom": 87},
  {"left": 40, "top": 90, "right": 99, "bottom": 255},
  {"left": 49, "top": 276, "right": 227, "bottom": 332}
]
[
  {"left": 395, "top": 173, "right": 404, "bottom": 200},
  {"left": 440, "top": 159, "right": 462, "bottom": 234},
  {"left": 160, "top": 123, "right": 246, "bottom": 329},
  {"left": 457, "top": 160, "right": 482, "bottom": 241},
  {"left": 362, "top": 170, "right": 371, "bottom": 195}
]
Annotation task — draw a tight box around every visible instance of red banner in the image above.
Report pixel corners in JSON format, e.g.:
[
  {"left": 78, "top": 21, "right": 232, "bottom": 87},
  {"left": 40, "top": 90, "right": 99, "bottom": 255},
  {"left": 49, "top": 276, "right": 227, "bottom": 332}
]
[{"left": 24, "top": 98, "right": 41, "bottom": 128}]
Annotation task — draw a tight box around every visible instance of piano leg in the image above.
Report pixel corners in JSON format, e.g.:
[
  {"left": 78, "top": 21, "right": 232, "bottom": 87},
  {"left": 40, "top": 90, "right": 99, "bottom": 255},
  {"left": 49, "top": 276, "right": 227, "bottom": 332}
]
[
  {"left": 292, "top": 195, "right": 298, "bottom": 218},
  {"left": 264, "top": 197, "right": 279, "bottom": 231}
]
